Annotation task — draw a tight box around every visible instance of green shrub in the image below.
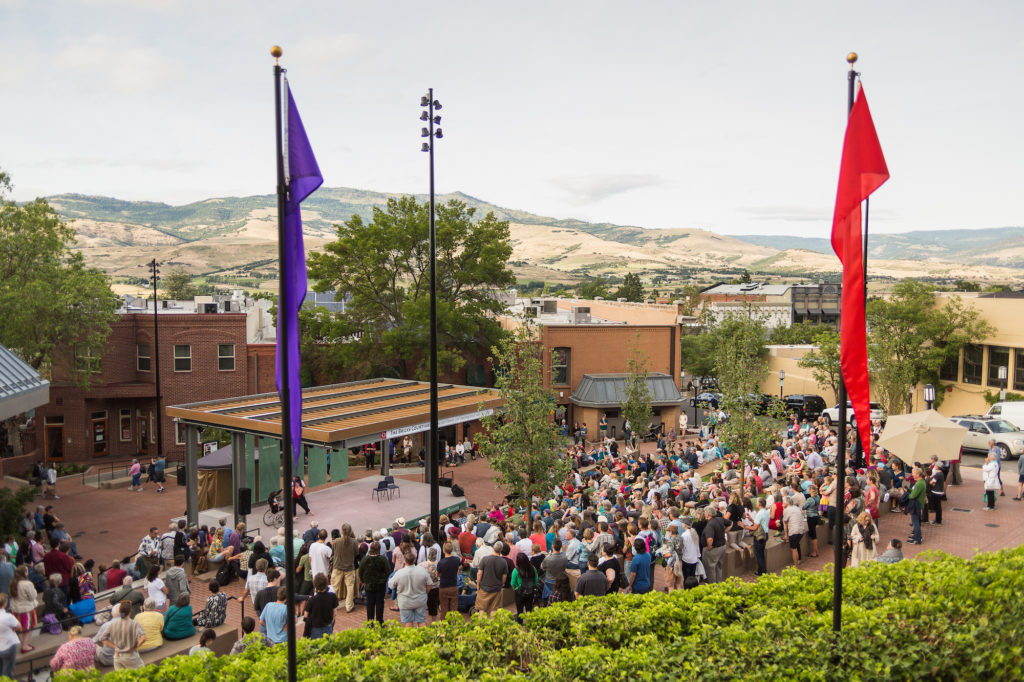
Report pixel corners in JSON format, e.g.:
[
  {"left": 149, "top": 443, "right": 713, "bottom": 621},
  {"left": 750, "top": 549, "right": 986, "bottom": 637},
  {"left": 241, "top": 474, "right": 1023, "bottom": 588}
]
[{"left": 52, "top": 547, "right": 1024, "bottom": 681}]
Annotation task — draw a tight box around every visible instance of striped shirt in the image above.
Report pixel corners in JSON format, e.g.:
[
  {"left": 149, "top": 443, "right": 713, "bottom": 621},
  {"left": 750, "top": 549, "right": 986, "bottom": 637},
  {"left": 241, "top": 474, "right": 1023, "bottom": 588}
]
[{"left": 106, "top": 616, "right": 145, "bottom": 654}]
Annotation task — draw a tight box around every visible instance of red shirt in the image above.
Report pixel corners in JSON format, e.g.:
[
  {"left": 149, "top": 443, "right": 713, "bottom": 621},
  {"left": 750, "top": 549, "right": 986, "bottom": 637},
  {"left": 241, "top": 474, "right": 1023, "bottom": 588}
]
[
  {"left": 458, "top": 531, "right": 477, "bottom": 557},
  {"left": 106, "top": 568, "right": 128, "bottom": 590},
  {"left": 43, "top": 549, "right": 74, "bottom": 586}
]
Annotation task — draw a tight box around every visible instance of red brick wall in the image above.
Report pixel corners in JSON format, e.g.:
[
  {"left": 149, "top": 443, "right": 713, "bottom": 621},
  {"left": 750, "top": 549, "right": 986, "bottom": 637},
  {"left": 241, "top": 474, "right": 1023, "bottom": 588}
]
[
  {"left": 36, "top": 313, "right": 249, "bottom": 463},
  {"left": 247, "top": 344, "right": 277, "bottom": 394}
]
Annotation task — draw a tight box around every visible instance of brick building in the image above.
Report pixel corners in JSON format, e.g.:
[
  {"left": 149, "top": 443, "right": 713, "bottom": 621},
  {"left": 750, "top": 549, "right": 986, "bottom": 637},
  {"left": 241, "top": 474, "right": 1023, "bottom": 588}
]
[
  {"left": 35, "top": 311, "right": 249, "bottom": 463},
  {"left": 503, "top": 297, "right": 687, "bottom": 442}
]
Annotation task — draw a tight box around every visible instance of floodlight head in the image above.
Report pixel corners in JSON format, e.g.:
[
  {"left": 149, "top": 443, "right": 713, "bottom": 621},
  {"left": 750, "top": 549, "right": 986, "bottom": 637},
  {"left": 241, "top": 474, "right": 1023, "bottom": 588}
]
[
  {"left": 421, "top": 128, "right": 430, "bottom": 137},
  {"left": 434, "top": 128, "right": 443, "bottom": 139},
  {"left": 433, "top": 100, "right": 442, "bottom": 110},
  {"left": 420, "top": 96, "right": 430, "bottom": 106},
  {"left": 421, "top": 143, "right": 430, "bottom": 152}
]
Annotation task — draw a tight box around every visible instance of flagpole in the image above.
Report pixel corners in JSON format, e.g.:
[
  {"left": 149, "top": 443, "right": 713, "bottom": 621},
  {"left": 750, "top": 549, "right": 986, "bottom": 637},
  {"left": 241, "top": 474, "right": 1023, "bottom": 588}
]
[
  {"left": 272, "top": 45, "right": 299, "bottom": 682},
  {"left": 831, "top": 50, "right": 860, "bottom": 634}
]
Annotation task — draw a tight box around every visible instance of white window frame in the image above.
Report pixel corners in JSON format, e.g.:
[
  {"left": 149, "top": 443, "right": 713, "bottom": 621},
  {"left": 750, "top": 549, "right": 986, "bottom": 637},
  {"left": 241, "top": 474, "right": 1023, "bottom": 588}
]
[
  {"left": 173, "top": 344, "right": 192, "bottom": 372},
  {"left": 137, "top": 343, "right": 151, "bottom": 372},
  {"left": 218, "top": 344, "right": 236, "bottom": 371}
]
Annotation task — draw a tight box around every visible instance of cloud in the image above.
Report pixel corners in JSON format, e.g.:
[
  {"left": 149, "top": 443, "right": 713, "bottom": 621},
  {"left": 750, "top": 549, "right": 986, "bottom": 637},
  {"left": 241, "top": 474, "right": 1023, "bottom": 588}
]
[
  {"left": 550, "top": 173, "right": 661, "bottom": 204},
  {"left": 52, "top": 38, "right": 182, "bottom": 93},
  {"left": 737, "top": 205, "right": 829, "bottom": 222},
  {"left": 289, "top": 34, "right": 381, "bottom": 80}
]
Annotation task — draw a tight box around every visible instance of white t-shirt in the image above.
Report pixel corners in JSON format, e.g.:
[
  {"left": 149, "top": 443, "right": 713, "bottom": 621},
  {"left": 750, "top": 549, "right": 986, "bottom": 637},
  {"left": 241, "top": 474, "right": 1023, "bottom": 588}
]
[
  {"left": 308, "top": 541, "right": 332, "bottom": 578},
  {"left": 147, "top": 577, "right": 167, "bottom": 608},
  {"left": 0, "top": 608, "right": 19, "bottom": 650}
]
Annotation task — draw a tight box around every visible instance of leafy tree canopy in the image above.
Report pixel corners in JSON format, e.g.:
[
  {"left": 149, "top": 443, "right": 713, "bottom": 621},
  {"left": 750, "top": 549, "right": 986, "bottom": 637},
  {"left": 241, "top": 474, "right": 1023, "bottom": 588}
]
[
  {"left": 769, "top": 319, "right": 823, "bottom": 345},
  {"left": 306, "top": 197, "right": 514, "bottom": 380},
  {"left": 621, "top": 335, "right": 653, "bottom": 440},
  {"left": 613, "top": 272, "right": 644, "bottom": 302},
  {"left": 576, "top": 276, "right": 611, "bottom": 300},
  {"left": 474, "top": 325, "right": 568, "bottom": 500},
  {"left": 867, "top": 279, "right": 992, "bottom": 415},
  {"left": 797, "top": 328, "right": 841, "bottom": 400},
  {"left": 163, "top": 267, "right": 199, "bottom": 300},
  {"left": 0, "top": 169, "right": 117, "bottom": 383}
]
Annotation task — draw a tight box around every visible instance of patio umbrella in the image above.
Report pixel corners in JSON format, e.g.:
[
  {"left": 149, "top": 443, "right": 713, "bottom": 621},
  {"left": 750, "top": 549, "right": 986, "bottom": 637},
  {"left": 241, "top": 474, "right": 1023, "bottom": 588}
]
[{"left": 876, "top": 409, "right": 967, "bottom": 465}]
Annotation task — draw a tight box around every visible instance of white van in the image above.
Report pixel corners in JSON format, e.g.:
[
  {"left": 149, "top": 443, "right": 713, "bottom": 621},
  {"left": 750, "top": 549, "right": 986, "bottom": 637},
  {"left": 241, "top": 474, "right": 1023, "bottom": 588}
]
[{"left": 985, "top": 402, "right": 1024, "bottom": 429}]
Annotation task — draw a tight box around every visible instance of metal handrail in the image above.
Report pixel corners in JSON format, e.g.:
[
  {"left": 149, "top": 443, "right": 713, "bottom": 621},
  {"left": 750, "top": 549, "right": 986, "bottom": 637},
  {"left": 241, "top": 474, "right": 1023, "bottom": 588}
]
[{"left": 81, "top": 457, "right": 182, "bottom": 487}]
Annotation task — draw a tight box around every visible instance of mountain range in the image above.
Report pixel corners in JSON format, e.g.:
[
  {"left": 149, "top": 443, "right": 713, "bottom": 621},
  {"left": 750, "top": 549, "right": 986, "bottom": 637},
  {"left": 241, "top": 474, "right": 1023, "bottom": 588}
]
[{"left": 45, "top": 188, "right": 1024, "bottom": 292}]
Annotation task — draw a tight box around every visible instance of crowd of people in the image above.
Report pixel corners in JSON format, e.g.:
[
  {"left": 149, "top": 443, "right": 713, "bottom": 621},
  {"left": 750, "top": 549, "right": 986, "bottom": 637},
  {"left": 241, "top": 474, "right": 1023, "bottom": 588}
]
[{"left": 0, "top": 403, "right": 984, "bottom": 677}]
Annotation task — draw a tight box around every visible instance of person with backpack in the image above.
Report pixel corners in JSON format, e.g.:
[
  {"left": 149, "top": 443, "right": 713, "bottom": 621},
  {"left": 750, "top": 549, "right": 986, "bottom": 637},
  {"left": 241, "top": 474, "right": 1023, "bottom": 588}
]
[{"left": 510, "top": 553, "right": 539, "bottom": 623}]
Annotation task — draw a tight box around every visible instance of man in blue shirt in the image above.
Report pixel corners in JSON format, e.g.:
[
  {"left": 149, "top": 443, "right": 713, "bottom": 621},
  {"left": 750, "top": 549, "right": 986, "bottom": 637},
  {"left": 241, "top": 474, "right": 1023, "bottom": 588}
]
[
  {"left": 259, "top": 586, "right": 290, "bottom": 644},
  {"left": 628, "top": 538, "right": 653, "bottom": 594}
]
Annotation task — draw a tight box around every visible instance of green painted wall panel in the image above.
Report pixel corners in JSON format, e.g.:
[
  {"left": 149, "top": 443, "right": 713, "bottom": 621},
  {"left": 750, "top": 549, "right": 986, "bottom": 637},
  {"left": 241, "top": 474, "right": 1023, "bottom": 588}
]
[
  {"left": 258, "top": 438, "right": 282, "bottom": 500},
  {"left": 329, "top": 448, "right": 348, "bottom": 482},
  {"left": 307, "top": 446, "right": 327, "bottom": 488}
]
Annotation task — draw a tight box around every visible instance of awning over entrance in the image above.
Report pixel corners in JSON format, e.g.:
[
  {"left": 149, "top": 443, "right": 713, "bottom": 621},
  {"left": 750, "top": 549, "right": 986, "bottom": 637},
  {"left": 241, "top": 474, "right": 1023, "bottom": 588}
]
[
  {"left": 569, "top": 372, "right": 683, "bottom": 408},
  {"left": 167, "top": 377, "right": 504, "bottom": 450},
  {"left": 0, "top": 344, "right": 50, "bottom": 422}
]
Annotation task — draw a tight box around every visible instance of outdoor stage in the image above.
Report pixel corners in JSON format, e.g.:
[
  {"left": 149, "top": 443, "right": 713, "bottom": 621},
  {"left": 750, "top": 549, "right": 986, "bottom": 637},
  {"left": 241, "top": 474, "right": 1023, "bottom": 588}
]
[{"left": 183, "top": 473, "right": 468, "bottom": 539}]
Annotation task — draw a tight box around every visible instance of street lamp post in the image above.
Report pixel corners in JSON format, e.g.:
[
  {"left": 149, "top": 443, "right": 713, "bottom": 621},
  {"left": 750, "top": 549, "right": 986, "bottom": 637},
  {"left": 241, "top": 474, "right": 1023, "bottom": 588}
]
[
  {"left": 420, "top": 89, "right": 443, "bottom": 541},
  {"left": 778, "top": 369, "right": 785, "bottom": 398},
  {"left": 923, "top": 383, "right": 936, "bottom": 411},
  {"left": 144, "top": 259, "right": 163, "bottom": 458},
  {"left": 998, "top": 365, "right": 1008, "bottom": 401}
]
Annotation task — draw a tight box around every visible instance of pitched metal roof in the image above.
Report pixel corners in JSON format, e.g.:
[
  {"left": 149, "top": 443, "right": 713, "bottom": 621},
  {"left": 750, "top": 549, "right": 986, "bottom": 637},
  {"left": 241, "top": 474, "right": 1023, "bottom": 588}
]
[
  {"left": 569, "top": 372, "right": 683, "bottom": 408},
  {"left": 0, "top": 344, "right": 50, "bottom": 422}
]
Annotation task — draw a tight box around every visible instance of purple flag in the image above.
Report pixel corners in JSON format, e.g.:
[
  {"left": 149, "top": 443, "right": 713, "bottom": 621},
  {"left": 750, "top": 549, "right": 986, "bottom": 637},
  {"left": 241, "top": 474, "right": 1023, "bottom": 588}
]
[{"left": 276, "top": 81, "right": 322, "bottom": 464}]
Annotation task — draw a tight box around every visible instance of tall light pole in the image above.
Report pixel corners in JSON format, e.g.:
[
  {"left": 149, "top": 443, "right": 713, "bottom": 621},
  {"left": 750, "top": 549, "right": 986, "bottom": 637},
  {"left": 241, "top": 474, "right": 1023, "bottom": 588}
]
[
  {"left": 145, "top": 259, "right": 163, "bottom": 458},
  {"left": 999, "top": 365, "right": 1008, "bottom": 402},
  {"left": 420, "top": 89, "right": 443, "bottom": 540},
  {"left": 778, "top": 369, "right": 786, "bottom": 399},
  {"left": 923, "top": 383, "right": 936, "bottom": 410}
]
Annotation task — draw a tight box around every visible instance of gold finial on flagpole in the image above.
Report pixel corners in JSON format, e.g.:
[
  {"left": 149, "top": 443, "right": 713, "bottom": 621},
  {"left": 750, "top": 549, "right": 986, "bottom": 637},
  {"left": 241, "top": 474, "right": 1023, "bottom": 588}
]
[
  {"left": 271, "top": 45, "right": 283, "bottom": 65},
  {"left": 846, "top": 52, "right": 858, "bottom": 69}
]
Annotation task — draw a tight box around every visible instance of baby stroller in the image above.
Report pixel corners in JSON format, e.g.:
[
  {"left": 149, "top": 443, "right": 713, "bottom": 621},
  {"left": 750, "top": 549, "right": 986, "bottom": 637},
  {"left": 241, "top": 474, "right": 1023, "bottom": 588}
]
[{"left": 263, "top": 489, "right": 285, "bottom": 528}]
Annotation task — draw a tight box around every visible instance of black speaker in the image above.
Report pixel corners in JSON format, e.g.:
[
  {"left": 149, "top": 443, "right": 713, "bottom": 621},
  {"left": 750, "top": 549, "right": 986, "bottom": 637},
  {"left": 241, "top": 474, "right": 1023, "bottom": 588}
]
[
  {"left": 238, "top": 487, "right": 252, "bottom": 515},
  {"left": 451, "top": 484, "right": 464, "bottom": 497},
  {"left": 438, "top": 476, "right": 453, "bottom": 488},
  {"left": 176, "top": 466, "right": 186, "bottom": 486}
]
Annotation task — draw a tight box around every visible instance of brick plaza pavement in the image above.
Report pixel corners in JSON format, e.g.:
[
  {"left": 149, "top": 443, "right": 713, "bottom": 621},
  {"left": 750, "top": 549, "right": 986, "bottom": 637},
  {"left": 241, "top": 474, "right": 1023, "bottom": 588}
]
[{"left": 9, "top": 446, "right": 1023, "bottom": 637}]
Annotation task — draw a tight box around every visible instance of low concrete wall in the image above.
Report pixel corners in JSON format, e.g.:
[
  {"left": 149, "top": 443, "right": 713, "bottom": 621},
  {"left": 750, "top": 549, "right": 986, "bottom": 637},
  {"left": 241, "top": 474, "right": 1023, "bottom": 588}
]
[{"left": 0, "top": 450, "right": 40, "bottom": 479}]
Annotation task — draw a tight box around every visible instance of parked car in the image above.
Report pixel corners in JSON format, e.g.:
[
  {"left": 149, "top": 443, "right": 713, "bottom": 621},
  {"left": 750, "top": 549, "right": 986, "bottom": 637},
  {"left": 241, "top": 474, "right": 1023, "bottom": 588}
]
[
  {"left": 692, "top": 392, "right": 723, "bottom": 409},
  {"left": 985, "top": 401, "right": 1024, "bottom": 430},
  {"left": 821, "top": 401, "right": 887, "bottom": 427},
  {"left": 783, "top": 394, "right": 827, "bottom": 421},
  {"left": 950, "top": 415, "right": 1024, "bottom": 460}
]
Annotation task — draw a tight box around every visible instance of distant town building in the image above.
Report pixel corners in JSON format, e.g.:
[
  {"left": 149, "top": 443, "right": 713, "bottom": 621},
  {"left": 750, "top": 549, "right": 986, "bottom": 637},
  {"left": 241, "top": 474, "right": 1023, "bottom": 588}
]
[{"left": 699, "top": 282, "right": 841, "bottom": 329}]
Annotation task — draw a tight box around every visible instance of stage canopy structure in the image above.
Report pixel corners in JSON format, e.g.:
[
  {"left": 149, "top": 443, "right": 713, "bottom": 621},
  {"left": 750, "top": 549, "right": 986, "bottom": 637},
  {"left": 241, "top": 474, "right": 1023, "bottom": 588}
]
[{"left": 167, "top": 378, "right": 503, "bottom": 527}]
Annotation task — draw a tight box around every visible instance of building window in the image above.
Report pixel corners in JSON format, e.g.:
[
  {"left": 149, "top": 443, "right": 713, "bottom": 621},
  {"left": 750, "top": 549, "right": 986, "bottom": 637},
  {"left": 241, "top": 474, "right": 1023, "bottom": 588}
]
[
  {"left": 962, "top": 344, "right": 983, "bottom": 385},
  {"left": 552, "top": 348, "right": 570, "bottom": 386},
  {"left": 1015, "top": 350, "right": 1024, "bottom": 392},
  {"left": 174, "top": 344, "right": 191, "bottom": 372},
  {"left": 137, "top": 344, "right": 151, "bottom": 372},
  {"left": 988, "top": 346, "right": 1010, "bottom": 387},
  {"left": 119, "top": 408, "right": 132, "bottom": 442},
  {"left": 218, "top": 344, "right": 235, "bottom": 371},
  {"left": 939, "top": 350, "right": 959, "bottom": 382},
  {"left": 75, "top": 346, "right": 101, "bottom": 373}
]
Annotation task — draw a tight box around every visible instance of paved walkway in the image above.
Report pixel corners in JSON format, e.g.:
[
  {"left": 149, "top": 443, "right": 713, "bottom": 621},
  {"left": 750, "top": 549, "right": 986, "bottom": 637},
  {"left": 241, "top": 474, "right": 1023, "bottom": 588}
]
[{"left": 9, "top": 445, "right": 1024, "bottom": 644}]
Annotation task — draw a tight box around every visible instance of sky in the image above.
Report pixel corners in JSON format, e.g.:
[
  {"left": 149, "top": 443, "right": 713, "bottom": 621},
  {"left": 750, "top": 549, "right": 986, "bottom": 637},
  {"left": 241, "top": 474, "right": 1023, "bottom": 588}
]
[{"left": 1, "top": 0, "right": 1021, "bottom": 237}]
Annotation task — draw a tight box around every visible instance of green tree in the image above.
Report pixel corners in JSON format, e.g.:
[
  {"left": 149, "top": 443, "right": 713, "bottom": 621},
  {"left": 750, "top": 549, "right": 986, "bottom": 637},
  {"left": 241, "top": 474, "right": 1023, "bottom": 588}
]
[
  {"left": 307, "top": 196, "right": 514, "bottom": 380},
  {"left": 0, "top": 170, "right": 117, "bottom": 381},
  {"left": 797, "top": 328, "right": 841, "bottom": 400},
  {"left": 769, "top": 320, "right": 822, "bottom": 345},
  {"left": 474, "top": 325, "right": 568, "bottom": 500},
  {"left": 621, "top": 336, "right": 653, "bottom": 444},
  {"left": 0, "top": 485, "right": 37, "bottom": 540},
  {"left": 577, "top": 276, "right": 611, "bottom": 299},
  {"left": 867, "top": 279, "right": 993, "bottom": 415},
  {"left": 613, "top": 273, "right": 644, "bottom": 302},
  {"left": 163, "top": 267, "right": 199, "bottom": 300}
]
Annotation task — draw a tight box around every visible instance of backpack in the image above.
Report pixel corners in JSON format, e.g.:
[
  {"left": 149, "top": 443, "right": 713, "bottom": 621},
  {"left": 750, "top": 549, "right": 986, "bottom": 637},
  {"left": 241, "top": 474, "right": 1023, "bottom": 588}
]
[
  {"left": 515, "top": 568, "right": 538, "bottom": 599},
  {"left": 42, "top": 613, "right": 62, "bottom": 635},
  {"left": 215, "top": 563, "right": 234, "bottom": 586}
]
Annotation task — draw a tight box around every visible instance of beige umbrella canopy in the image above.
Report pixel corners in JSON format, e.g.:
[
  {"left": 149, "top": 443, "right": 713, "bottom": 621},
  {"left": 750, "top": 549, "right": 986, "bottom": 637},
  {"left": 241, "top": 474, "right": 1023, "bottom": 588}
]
[{"left": 876, "top": 409, "right": 967, "bottom": 465}]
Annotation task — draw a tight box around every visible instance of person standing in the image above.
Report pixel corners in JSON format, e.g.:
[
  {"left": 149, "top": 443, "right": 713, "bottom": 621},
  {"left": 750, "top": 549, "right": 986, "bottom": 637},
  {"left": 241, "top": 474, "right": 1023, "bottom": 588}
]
[
  {"left": 749, "top": 498, "right": 770, "bottom": 576},
  {"left": 701, "top": 508, "right": 728, "bottom": 583},
  {"left": 129, "top": 459, "right": 142, "bottom": 493},
  {"left": 848, "top": 511, "right": 879, "bottom": 568},
  {"left": 1015, "top": 453, "right": 1024, "bottom": 501},
  {"left": 307, "top": 530, "right": 332, "bottom": 581},
  {"left": 291, "top": 476, "right": 312, "bottom": 516},
  {"left": 259, "top": 586, "right": 291, "bottom": 645},
  {"left": 303, "top": 574, "right": 338, "bottom": 639},
  {"left": 573, "top": 555, "right": 607, "bottom": 598},
  {"left": 781, "top": 496, "right": 808, "bottom": 567},
  {"left": 357, "top": 541, "right": 389, "bottom": 624},
  {"left": 0, "top": 594, "right": 21, "bottom": 679},
  {"left": 627, "top": 538, "right": 652, "bottom": 594},
  {"left": 436, "top": 543, "right": 461, "bottom": 620},
  {"left": 982, "top": 451, "right": 1000, "bottom": 511},
  {"left": 330, "top": 524, "right": 358, "bottom": 613},
  {"left": 928, "top": 459, "right": 946, "bottom": 525},
  {"left": 906, "top": 466, "right": 926, "bottom": 544},
  {"left": 44, "top": 463, "right": 59, "bottom": 499},
  {"left": 474, "top": 542, "right": 509, "bottom": 616},
  {"left": 598, "top": 414, "right": 608, "bottom": 441},
  {"left": 387, "top": 551, "right": 430, "bottom": 627},
  {"left": 101, "top": 602, "right": 147, "bottom": 670}
]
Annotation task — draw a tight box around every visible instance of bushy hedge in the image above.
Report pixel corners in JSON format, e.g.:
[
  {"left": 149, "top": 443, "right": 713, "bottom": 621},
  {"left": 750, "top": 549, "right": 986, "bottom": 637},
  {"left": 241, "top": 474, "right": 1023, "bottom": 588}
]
[{"left": 54, "top": 546, "right": 1024, "bottom": 681}]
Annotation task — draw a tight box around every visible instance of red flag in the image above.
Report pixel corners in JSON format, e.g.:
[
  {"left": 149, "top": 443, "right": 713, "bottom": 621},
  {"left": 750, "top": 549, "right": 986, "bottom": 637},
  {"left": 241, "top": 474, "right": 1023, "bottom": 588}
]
[{"left": 831, "top": 84, "right": 888, "bottom": 462}]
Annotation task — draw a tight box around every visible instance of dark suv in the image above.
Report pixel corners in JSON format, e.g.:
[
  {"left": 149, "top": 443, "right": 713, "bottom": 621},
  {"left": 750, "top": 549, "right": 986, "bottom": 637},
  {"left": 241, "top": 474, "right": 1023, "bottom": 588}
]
[{"left": 784, "top": 394, "right": 827, "bottom": 421}]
